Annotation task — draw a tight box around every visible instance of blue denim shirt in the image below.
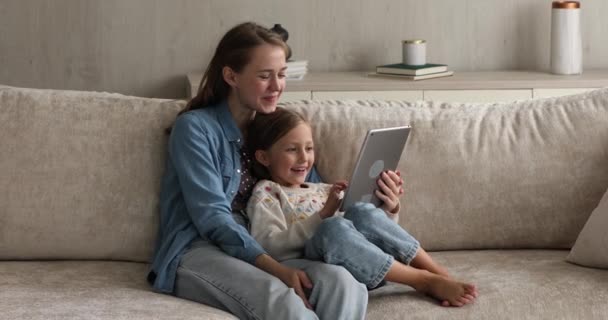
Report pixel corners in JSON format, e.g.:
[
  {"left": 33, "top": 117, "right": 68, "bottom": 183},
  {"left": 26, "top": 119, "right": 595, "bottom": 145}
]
[{"left": 149, "top": 101, "right": 321, "bottom": 293}]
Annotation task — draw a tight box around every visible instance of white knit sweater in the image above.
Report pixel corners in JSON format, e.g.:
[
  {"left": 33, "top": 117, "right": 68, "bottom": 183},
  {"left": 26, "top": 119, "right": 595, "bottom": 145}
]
[{"left": 246, "top": 179, "right": 399, "bottom": 261}]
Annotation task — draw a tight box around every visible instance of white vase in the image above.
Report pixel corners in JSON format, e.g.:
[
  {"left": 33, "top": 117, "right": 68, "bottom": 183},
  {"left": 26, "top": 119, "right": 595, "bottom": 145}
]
[{"left": 550, "top": 1, "right": 582, "bottom": 75}]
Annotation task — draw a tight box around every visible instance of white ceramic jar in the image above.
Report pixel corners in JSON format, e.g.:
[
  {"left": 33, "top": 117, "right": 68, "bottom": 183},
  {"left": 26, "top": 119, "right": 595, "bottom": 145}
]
[
  {"left": 402, "top": 39, "right": 426, "bottom": 66},
  {"left": 550, "top": 1, "right": 582, "bottom": 75}
]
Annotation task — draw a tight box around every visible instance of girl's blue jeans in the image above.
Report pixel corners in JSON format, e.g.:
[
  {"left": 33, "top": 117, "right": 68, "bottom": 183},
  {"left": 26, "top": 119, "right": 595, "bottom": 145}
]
[{"left": 304, "top": 202, "right": 420, "bottom": 289}]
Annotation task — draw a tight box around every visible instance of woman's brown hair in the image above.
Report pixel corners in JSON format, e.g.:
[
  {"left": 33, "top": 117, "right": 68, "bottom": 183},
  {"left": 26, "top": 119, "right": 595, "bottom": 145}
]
[
  {"left": 173, "top": 22, "right": 288, "bottom": 122},
  {"left": 247, "top": 107, "right": 308, "bottom": 180}
]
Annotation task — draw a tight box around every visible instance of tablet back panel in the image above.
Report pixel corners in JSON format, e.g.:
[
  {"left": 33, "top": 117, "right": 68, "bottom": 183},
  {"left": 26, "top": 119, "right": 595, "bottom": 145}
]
[{"left": 340, "top": 126, "right": 410, "bottom": 211}]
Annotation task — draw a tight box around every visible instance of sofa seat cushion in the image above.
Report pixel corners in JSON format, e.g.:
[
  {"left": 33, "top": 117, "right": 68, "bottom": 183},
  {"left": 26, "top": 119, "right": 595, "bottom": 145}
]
[
  {"left": 1, "top": 251, "right": 606, "bottom": 319},
  {"left": 0, "top": 261, "right": 235, "bottom": 320},
  {"left": 367, "top": 250, "right": 607, "bottom": 319}
]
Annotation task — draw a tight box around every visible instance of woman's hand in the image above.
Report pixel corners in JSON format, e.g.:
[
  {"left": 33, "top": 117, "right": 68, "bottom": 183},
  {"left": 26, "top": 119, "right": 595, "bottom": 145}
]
[
  {"left": 255, "top": 254, "right": 314, "bottom": 309},
  {"left": 376, "top": 170, "right": 404, "bottom": 214},
  {"left": 274, "top": 265, "right": 314, "bottom": 309},
  {"left": 319, "top": 180, "right": 348, "bottom": 219}
]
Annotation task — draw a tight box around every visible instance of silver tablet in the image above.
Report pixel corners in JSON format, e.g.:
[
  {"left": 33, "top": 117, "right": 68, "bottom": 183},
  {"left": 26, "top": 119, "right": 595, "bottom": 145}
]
[{"left": 340, "top": 126, "right": 411, "bottom": 211}]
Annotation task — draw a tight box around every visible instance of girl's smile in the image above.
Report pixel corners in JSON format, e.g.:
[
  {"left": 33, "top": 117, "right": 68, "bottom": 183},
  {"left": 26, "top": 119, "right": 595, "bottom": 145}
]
[{"left": 257, "top": 123, "right": 315, "bottom": 188}]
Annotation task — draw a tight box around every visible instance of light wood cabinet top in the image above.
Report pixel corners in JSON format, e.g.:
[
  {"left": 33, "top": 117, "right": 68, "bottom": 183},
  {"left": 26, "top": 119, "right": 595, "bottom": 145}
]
[{"left": 187, "top": 70, "right": 608, "bottom": 98}]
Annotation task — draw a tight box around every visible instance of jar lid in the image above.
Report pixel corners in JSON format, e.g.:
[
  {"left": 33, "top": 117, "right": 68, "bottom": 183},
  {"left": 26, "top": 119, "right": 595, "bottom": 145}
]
[
  {"left": 402, "top": 39, "right": 426, "bottom": 44},
  {"left": 552, "top": 1, "right": 580, "bottom": 9}
]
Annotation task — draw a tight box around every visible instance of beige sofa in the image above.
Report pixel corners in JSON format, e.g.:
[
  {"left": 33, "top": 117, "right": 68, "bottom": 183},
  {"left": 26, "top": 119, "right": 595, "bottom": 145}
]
[{"left": 1, "top": 85, "right": 607, "bottom": 319}]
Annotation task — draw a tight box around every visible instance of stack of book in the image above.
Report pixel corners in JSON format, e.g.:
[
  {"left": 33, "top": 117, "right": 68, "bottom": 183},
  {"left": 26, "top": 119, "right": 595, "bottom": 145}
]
[
  {"left": 369, "top": 63, "right": 453, "bottom": 81},
  {"left": 286, "top": 60, "right": 308, "bottom": 80}
]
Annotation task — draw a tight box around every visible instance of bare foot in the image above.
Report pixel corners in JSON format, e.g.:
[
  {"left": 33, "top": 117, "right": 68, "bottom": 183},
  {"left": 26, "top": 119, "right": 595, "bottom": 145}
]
[
  {"left": 414, "top": 271, "right": 477, "bottom": 307},
  {"left": 409, "top": 248, "right": 451, "bottom": 278},
  {"left": 432, "top": 265, "right": 450, "bottom": 278}
]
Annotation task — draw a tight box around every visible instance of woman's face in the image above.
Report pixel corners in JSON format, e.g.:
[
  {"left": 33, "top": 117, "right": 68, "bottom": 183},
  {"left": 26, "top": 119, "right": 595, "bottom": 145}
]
[{"left": 231, "top": 44, "right": 287, "bottom": 114}]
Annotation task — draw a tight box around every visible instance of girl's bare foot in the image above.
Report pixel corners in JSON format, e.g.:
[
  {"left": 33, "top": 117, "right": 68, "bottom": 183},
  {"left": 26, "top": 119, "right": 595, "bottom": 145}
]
[
  {"left": 384, "top": 260, "right": 478, "bottom": 307},
  {"left": 410, "top": 248, "right": 451, "bottom": 278},
  {"left": 414, "top": 271, "right": 477, "bottom": 307}
]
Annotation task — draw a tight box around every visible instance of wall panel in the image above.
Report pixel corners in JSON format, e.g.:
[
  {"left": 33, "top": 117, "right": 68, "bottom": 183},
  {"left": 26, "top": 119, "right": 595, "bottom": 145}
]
[{"left": 0, "top": 0, "right": 605, "bottom": 98}]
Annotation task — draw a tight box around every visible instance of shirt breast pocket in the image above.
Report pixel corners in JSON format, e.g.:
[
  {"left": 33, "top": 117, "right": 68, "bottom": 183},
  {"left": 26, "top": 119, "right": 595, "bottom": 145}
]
[{"left": 220, "top": 162, "right": 234, "bottom": 192}]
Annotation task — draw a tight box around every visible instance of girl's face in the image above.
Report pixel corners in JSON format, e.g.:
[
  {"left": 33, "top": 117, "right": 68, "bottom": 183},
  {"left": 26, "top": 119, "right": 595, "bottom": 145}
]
[
  {"left": 230, "top": 44, "right": 287, "bottom": 114},
  {"left": 257, "top": 123, "right": 315, "bottom": 188}
]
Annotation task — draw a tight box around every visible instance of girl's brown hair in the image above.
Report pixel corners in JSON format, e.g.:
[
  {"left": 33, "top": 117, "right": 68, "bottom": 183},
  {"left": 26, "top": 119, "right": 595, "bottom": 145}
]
[
  {"left": 248, "top": 107, "right": 309, "bottom": 180},
  {"left": 167, "top": 22, "right": 288, "bottom": 133}
]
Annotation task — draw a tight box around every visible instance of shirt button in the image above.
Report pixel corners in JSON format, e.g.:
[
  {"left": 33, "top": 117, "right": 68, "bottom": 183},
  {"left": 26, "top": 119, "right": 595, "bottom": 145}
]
[
  {"left": 236, "top": 139, "right": 241, "bottom": 143},
  {"left": 237, "top": 169, "right": 241, "bottom": 173}
]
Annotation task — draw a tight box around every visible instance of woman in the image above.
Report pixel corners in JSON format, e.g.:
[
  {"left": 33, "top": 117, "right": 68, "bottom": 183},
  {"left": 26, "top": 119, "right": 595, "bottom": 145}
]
[{"left": 147, "top": 22, "right": 367, "bottom": 319}]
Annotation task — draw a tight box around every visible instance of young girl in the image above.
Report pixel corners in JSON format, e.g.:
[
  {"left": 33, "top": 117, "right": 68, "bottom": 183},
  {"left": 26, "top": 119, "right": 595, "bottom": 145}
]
[
  {"left": 246, "top": 108, "right": 478, "bottom": 307},
  {"left": 148, "top": 22, "right": 368, "bottom": 320}
]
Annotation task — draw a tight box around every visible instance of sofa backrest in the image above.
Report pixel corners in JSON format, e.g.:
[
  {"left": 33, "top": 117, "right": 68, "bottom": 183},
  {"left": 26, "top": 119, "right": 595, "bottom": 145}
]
[
  {"left": 284, "top": 88, "right": 608, "bottom": 250},
  {"left": 0, "top": 86, "right": 183, "bottom": 262},
  {"left": 2, "top": 86, "right": 608, "bottom": 261}
]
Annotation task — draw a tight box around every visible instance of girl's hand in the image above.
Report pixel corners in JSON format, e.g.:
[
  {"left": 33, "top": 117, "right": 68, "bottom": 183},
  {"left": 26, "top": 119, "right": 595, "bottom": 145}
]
[
  {"left": 319, "top": 180, "right": 348, "bottom": 219},
  {"left": 255, "top": 254, "right": 313, "bottom": 309},
  {"left": 376, "top": 170, "right": 404, "bottom": 213}
]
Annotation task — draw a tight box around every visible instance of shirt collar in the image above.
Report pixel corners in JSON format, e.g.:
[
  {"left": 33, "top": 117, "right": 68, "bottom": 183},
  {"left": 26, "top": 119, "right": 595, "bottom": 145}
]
[{"left": 216, "top": 100, "right": 243, "bottom": 144}]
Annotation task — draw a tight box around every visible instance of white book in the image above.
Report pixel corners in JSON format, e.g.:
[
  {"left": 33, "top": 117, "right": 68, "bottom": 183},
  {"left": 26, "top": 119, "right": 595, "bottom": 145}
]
[
  {"left": 286, "top": 66, "right": 308, "bottom": 73},
  {"left": 287, "top": 60, "right": 308, "bottom": 68},
  {"left": 286, "top": 73, "right": 306, "bottom": 80}
]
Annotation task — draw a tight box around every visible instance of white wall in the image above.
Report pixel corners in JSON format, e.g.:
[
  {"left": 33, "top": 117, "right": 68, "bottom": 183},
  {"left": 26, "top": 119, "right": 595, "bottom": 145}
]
[{"left": 0, "top": 0, "right": 606, "bottom": 98}]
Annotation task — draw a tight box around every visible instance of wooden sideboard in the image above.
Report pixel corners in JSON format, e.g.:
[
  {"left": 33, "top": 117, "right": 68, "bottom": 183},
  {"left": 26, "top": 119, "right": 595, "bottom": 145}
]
[{"left": 186, "top": 70, "right": 608, "bottom": 103}]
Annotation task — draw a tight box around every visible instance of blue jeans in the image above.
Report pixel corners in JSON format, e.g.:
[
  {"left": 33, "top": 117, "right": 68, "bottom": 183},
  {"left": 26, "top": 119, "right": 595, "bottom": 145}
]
[
  {"left": 305, "top": 202, "right": 420, "bottom": 289},
  {"left": 173, "top": 212, "right": 368, "bottom": 320}
]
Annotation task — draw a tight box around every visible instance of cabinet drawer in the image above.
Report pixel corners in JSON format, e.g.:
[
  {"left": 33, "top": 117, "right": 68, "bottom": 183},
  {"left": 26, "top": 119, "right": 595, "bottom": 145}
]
[
  {"left": 281, "top": 91, "right": 312, "bottom": 102},
  {"left": 424, "top": 90, "right": 532, "bottom": 103},
  {"left": 533, "top": 88, "right": 598, "bottom": 99},
  {"left": 312, "top": 90, "right": 423, "bottom": 101}
]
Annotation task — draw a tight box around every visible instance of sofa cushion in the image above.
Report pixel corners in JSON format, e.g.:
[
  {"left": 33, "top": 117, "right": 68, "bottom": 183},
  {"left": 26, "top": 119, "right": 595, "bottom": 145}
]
[
  {"left": 567, "top": 186, "right": 608, "bottom": 268},
  {"left": 366, "top": 250, "right": 608, "bottom": 319},
  {"left": 0, "top": 86, "right": 183, "bottom": 262},
  {"left": 0, "top": 261, "right": 236, "bottom": 320},
  {"left": 1, "top": 251, "right": 606, "bottom": 320},
  {"left": 283, "top": 88, "right": 608, "bottom": 250}
]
